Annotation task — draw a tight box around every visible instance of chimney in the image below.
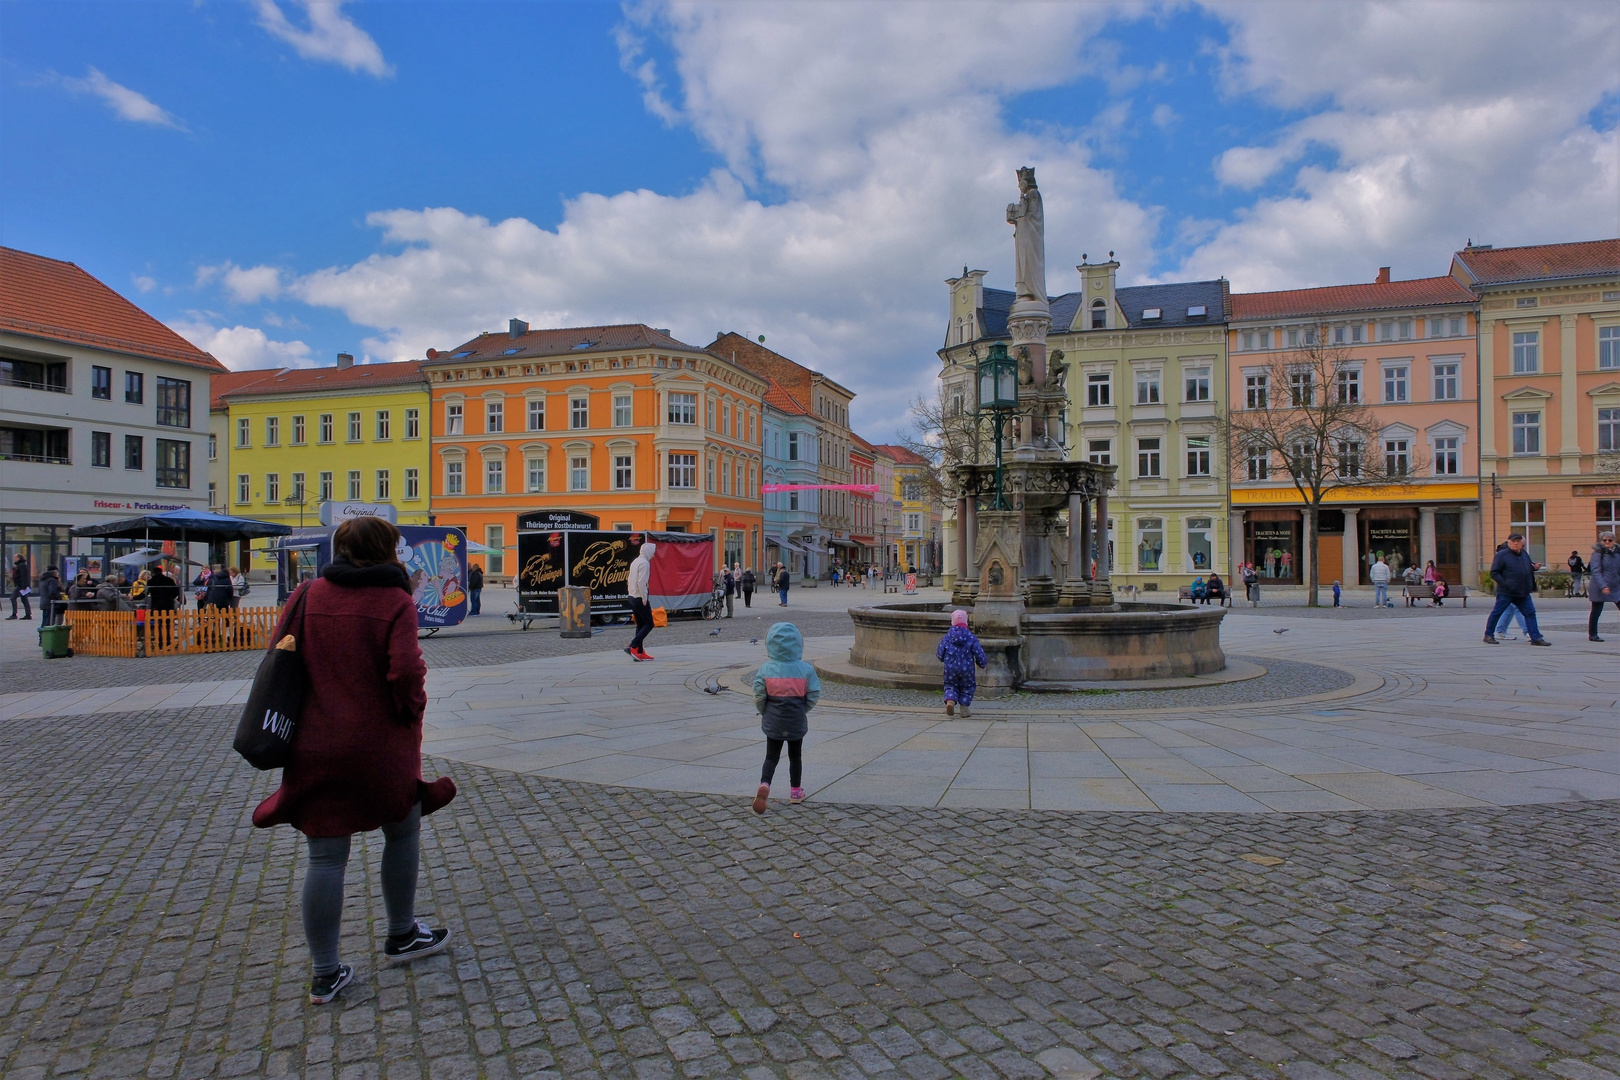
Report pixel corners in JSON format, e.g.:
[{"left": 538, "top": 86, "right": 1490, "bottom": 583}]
[
  {"left": 509, "top": 318, "right": 528, "bottom": 338},
  {"left": 1375, "top": 267, "right": 1391, "bottom": 284},
  {"left": 336, "top": 352, "right": 354, "bottom": 369}
]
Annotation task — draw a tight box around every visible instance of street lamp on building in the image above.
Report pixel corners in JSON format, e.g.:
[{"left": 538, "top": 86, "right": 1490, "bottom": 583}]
[
  {"left": 976, "top": 342, "right": 1018, "bottom": 510},
  {"left": 1490, "top": 472, "right": 1503, "bottom": 554}
]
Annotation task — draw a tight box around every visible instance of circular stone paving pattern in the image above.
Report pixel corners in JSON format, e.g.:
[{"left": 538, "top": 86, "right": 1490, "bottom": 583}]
[{"left": 813, "top": 654, "right": 1357, "bottom": 711}]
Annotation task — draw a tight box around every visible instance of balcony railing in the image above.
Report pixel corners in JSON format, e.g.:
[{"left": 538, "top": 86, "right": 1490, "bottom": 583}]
[
  {"left": 1, "top": 374, "right": 69, "bottom": 393},
  {"left": 0, "top": 452, "right": 71, "bottom": 464}
]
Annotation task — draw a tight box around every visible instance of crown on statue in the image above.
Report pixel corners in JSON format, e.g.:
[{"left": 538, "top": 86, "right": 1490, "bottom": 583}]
[{"left": 1016, "top": 166, "right": 1037, "bottom": 187}]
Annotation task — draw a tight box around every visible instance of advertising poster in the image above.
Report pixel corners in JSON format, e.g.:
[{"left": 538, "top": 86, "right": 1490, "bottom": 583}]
[
  {"left": 568, "top": 534, "right": 635, "bottom": 600},
  {"left": 400, "top": 528, "right": 469, "bottom": 628}
]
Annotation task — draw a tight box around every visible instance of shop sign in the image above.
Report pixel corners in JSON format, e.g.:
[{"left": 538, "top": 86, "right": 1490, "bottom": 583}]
[
  {"left": 91, "top": 499, "right": 192, "bottom": 512},
  {"left": 1574, "top": 484, "right": 1620, "bottom": 497},
  {"left": 517, "top": 509, "right": 600, "bottom": 532},
  {"left": 319, "top": 501, "right": 398, "bottom": 525}
]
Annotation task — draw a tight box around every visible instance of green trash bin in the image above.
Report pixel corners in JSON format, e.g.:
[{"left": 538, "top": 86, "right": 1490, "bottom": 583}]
[{"left": 39, "top": 623, "right": 72, "bottom": 659}]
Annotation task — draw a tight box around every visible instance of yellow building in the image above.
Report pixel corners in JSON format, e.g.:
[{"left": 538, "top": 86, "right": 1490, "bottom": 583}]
[
  {"left": 872, "top": 444, "right": 939, "bottom": 575},
  {"left": 218, "top": 355, "right": 432, "bottom": 572}
]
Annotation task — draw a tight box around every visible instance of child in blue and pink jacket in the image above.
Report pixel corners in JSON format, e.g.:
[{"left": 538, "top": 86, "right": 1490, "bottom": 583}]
[
  {"left": 937, "top": 609, "right": 988, "bottom": 717},
  {"left": 751, "top": 622, "right": 820, "bottom": 814}
]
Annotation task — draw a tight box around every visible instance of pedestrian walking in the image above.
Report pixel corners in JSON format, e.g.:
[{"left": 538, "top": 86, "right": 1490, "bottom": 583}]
[
  {"left": 868, "top": 565, "right": 876, "bottom": 590},
  {"left": 467, "top": 562, "right": 484, "bottom": 616},
  {"left": 1483, "top": 534, "right": 1549, "bottom": 646},
  {"left": 775, "top": 562, "right": 790, "bottom": 606},
  {"left": 37, "top": 565, "right": 63, "bottom": 626},
  {"left": 625, "top": 540, "right": 657, "bottom": 661},
  {"left": 252, "top": 517, "right": 456, "bottom": 1005},
  {"left": 722, "top": 564, "right": 736, "bottom": 618},
  {"left": 936, "top": 609, "right": 988, "bottom": 717},
  {"left": 1587, "top": 532, "right": 1618, "bottom": 641},
  {"left": 204, "top": 563, "right": 235, "bottom": 610},
  {"left": 740, "top": 566, "right": 756, "bottom": 608},
  {"left": 751, "top": 622, "right": 819, "bottom": 813},
  {"left": 1568, "top": 549, "right": 1588, "bottom": 598},
  {"left": 7, "top": 553, "right": 32, "bottom": 620},
  {"left": 1369, "top": 556, "right": 1392, "bottom": 608}
]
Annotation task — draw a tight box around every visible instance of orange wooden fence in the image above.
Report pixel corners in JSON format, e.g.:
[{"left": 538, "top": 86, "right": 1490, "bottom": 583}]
[{"left": 64, "top": 607, "right": 284, "bottom": 657}]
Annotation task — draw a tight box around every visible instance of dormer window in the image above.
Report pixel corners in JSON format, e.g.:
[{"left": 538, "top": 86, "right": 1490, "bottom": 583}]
[
  {"left": 1091, "top": 299, "right": 1106, "bottom": 329},
  {"left": 1142, "top": 308, "right": 1162, "bottom": 320},
  {"left": 1187, "top": 305, "right": 1207, "bottom": 318}
]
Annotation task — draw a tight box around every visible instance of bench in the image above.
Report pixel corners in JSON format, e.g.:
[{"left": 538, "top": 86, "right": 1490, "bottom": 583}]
[
  {"left": 1177, "top": 585, "right": 1231, "bottom": 606},
  {"left": 1404, "top": 583, "right": 1468, "bottom": 607}
]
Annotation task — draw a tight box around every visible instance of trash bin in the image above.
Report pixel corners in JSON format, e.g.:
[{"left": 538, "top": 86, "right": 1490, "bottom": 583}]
[{"left": 39, "top": 623, "right": 73, "bottom": 659}]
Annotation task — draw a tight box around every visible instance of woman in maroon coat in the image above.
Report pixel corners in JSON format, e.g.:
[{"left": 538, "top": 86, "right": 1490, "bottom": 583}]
[{"left": 253, "top": 517, "right": 456, "bottom": 1004}]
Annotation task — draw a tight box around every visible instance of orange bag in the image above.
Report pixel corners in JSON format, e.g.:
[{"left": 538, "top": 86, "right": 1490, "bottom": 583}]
[{"left": 651, "top": 607, "right": 668, "bottom": 627}]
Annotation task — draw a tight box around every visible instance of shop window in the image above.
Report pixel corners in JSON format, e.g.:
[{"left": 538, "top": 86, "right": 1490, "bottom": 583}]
[
  {"left": 1186, "top": 517, "right": 1213, "bottom": 573},
  {"left": 1365, "top": 519, "right": 1414, "bottom": 580},
  {"left": 1510, "top": 501, "right": 1546, "bottom": 564},
  {"left": 1251, "top": 519, "right": 1297, "bottom": 581},
  {"left": 1136, "top": 518, "right": 1164, "bottom": 572}
]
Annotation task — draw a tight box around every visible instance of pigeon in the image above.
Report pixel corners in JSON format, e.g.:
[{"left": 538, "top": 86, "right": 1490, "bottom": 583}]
[
  {"left": 1273, "top": 628, "right": 1290, "bottom": 634},
  {"left": 709, "top": 628, "right": 722, "bottom": 636},
  {"left": 702, "top": 682, "right": 732, "bottom": 695},
  {"left": 749, "top": 638, "right": 759, "bottom": 645}
]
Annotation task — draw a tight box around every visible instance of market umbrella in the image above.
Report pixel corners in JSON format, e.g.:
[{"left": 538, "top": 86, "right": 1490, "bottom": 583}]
[{"left": 73, "top": 508, "right": 293, "bottom": 588}]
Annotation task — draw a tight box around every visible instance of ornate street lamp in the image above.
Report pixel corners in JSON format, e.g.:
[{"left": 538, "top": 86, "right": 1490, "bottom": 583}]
[{"left": 976, "top": 342, "right": 1018, "bottom": 510}]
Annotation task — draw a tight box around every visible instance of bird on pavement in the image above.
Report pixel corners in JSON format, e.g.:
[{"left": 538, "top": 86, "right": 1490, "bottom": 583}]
[
  {"left": 1273, "top": 628, "right": 1290, "bottom": 634},
  {"left": 702, "top": 682, "right": 731, "bottom": 695},
  {"left": 709, "top": 628, "right": 722, "bottom": 636},
  {"left": 749, "top": 638, "right": 759, "bottom": 645}
]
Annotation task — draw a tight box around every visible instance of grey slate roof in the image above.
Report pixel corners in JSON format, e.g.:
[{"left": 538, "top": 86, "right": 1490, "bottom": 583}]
[{"left": 976, "top": 279, "right": 1226, "bottom": 341}]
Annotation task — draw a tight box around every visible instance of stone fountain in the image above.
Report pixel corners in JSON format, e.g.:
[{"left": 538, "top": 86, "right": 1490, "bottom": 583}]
[{"left": 826, "top": 167, "right": 1225, "bottom": 697}]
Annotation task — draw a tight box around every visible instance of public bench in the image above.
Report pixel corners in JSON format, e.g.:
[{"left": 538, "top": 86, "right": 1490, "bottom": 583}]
[{"left": 1403, "top": 583, "right": 1468, "bottom": 607}]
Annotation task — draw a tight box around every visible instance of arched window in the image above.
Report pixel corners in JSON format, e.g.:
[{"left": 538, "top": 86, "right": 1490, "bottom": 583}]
[{"left": 1091, "top": 299, "right": 1107, "bottom": 330}]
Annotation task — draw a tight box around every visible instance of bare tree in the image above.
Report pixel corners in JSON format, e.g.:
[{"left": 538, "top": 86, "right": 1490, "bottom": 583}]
[
  {"left": 1219, "top": 329, "right": 1426, "bottom": 606},
  {"left": 897, "top": 383, "right": 985, "bottom": 503}
]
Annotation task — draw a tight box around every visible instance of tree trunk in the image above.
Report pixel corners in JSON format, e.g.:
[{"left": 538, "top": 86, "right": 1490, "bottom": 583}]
[{"left": 1306, "top": 501, "right": 1321, "bottom": 607}]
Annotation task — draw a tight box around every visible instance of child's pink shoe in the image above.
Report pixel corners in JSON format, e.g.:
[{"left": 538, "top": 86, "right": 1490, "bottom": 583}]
[
  {"left": 790, "top": 787, "right": 805, "bottom": 803},
  {"left": 751, "top": 784, "right": 770, "bottom": 814}
]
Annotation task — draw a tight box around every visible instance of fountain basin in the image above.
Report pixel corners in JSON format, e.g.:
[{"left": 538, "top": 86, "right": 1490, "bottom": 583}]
[{"left": 836, "top": 601, "right": 1226, "bottom": 695}]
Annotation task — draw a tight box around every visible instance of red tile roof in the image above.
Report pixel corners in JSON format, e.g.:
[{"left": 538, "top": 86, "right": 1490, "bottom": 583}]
[
  {"left": 871, "top": 443, "right": 929, "bottom": 466},
  {"left": 762, "top": 376, "right": 810, "bottom": 416},
  {"left": 1451, "top": 238, "right": 1620, "bottom": 286},
  {"left": 220, "top": 359, "right": 427, "bottom": 399},
  {"left": 432, "top": 323, "right": 701, "bottom": 363},
  {"left": 210, "top": 368, "right": 281, "bottom": 410},
  {"left": 710, "top": 332, "right": 855, "bottom": 403},
  {"left": 0, "top": 246, "right": 224, "bottom": 370},
  {"left": 1231, "top": 275, "right": 1476, "bottom": 321}
]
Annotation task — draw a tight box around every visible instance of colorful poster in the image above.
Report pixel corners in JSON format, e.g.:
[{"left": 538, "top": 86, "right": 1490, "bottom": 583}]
[{"left": 400, "top": 529, "right": 469, "bottom": 628}]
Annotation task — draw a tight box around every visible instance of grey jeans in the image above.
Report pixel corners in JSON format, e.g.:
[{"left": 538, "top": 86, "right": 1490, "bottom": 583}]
[{"left": 302, "top": 804, "right": 420, "bottom": 976}]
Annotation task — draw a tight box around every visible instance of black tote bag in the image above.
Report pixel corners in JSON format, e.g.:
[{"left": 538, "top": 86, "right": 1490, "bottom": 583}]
[{"left": 233, "top": 582, "right": 311, "bottom": 770}]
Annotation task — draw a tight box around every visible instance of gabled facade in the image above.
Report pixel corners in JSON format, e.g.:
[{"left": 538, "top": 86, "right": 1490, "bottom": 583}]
[
  {"left": 1228, "top": 270, "right": 1482, "bottom": 588},
  {"left": 426, "top": 322, "right": 766, "bottom": 581},
  {"left": 1451, "top": 239, "right": 1620, "bottom": 570},
  {"left": 710, "top": 333, "right": 857, "bottom": 576},
  {"left": 761, "top": 377, "right": 822, "bottom": 578},
  {"left": 939, "top": 260, "right": 1230, "bottom": 593},
  {"left": 1, "top": 246, "right": 224, "bottom": 591},
  {"left": 872, "top": 443, "right": 938, "bottom": 575}
]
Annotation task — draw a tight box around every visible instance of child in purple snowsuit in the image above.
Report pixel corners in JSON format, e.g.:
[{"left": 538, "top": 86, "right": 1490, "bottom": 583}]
[{"left": 937, "top": 609, "right": 988, "bottom": 717}]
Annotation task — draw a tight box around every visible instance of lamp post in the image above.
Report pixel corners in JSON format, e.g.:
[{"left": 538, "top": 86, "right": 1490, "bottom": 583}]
[
  {"left": 1490, "top": 471, "right": 1502, "bottom": 556},
  {"left": 976, "top": 342, "right": 1018, "bottom": 510}
]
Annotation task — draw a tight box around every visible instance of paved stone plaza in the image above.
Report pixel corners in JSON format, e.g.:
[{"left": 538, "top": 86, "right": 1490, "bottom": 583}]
[{"left": 1, "top": 595, "right": 1615, "bottom": 1079}]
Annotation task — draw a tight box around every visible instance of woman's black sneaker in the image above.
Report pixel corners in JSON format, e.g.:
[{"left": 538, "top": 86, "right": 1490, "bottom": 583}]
[
  {"left": 384, "top": 921, "right": 451, "bottom": 964},
  {"left": 309, "top": 964, "right": 353, "bottom": 1004}
]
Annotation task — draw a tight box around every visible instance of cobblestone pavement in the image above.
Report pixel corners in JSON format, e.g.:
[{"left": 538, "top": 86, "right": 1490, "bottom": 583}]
[
  {"left": 3, "top": 701, "right": 1617, "bottom": 1080},
  {"left": 815, "top": 657, "right": 1356, "bottom": 711}
]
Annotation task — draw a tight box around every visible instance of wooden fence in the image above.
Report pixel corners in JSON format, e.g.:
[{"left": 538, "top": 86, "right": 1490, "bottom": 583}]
[{"left": 64, "top": 607, "right": 284, "bottom": 657}]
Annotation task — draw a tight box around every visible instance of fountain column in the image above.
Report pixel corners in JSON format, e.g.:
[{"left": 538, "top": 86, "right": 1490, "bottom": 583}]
[
  {"left": 1059, "top": 490, "right": 1092, "bottom": 607},
  {"left": 1093, "top": 490, "right": 1111, "bottom": 603}
]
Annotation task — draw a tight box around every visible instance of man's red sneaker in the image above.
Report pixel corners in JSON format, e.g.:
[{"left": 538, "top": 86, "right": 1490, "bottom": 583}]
[{"left": 636, "top": 649, "right": 655, "bottom": 660}]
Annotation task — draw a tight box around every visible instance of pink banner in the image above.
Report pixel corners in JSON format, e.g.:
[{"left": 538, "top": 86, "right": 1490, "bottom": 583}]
[{"left": 761, "top": 483, "right": 881, "bottom": 493}]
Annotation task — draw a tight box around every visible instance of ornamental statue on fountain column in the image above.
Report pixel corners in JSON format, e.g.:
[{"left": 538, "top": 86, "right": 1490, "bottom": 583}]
[{"left": 1006, "top": 166, "right": 1046, "bottom": 305}]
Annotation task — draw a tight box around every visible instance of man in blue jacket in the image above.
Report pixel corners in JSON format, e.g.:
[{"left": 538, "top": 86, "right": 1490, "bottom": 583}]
[{"left": 1483, "top": 534, "right": 1549, "bottom": 646}]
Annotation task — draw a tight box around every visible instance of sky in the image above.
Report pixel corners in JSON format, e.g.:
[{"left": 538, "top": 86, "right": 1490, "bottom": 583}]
[{"left": 4, "top": 0, "right": 1617, "bottom": 440}]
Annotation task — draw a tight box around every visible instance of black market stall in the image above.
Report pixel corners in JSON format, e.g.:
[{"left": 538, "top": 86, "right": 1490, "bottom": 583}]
[{"left": 70, "top": 508, "right": 292, "bottom": 592}]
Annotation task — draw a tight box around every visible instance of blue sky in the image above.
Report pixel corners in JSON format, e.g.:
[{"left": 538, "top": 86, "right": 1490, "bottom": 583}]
[{"left": 4, "top": 1, "right": 1616, "bottom": 439}]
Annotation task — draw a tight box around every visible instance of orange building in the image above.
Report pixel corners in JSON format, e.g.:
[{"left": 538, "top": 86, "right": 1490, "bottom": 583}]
[
  {"left": 425, "top": 322, "right": 767, "bottom": 581},
  {"left": 1451, "top": 240, "right": 1620, "bottom": 570}
]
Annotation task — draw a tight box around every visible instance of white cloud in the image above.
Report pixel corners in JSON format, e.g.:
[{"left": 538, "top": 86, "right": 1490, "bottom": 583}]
[
  {"left": 1180, "top": 1, "right": 1620, "bottom": 288},
  {"left": 1150, "top": 103, "right": 1178, "bottom": 131},
  {"left": 193, "top": 262, "right": 285, "bottom": 303},
  {"left": 57, "top": 68, "right": 187, "bottom": 130},
  {"left": 252, "top": 0, "right": 392, "bottom": 78},
  {"left": 132, "top": 275, "right": 158, "bottom": 293},
  {"left": 169, "top": 317, "right": 315, "bottom": 371}
]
